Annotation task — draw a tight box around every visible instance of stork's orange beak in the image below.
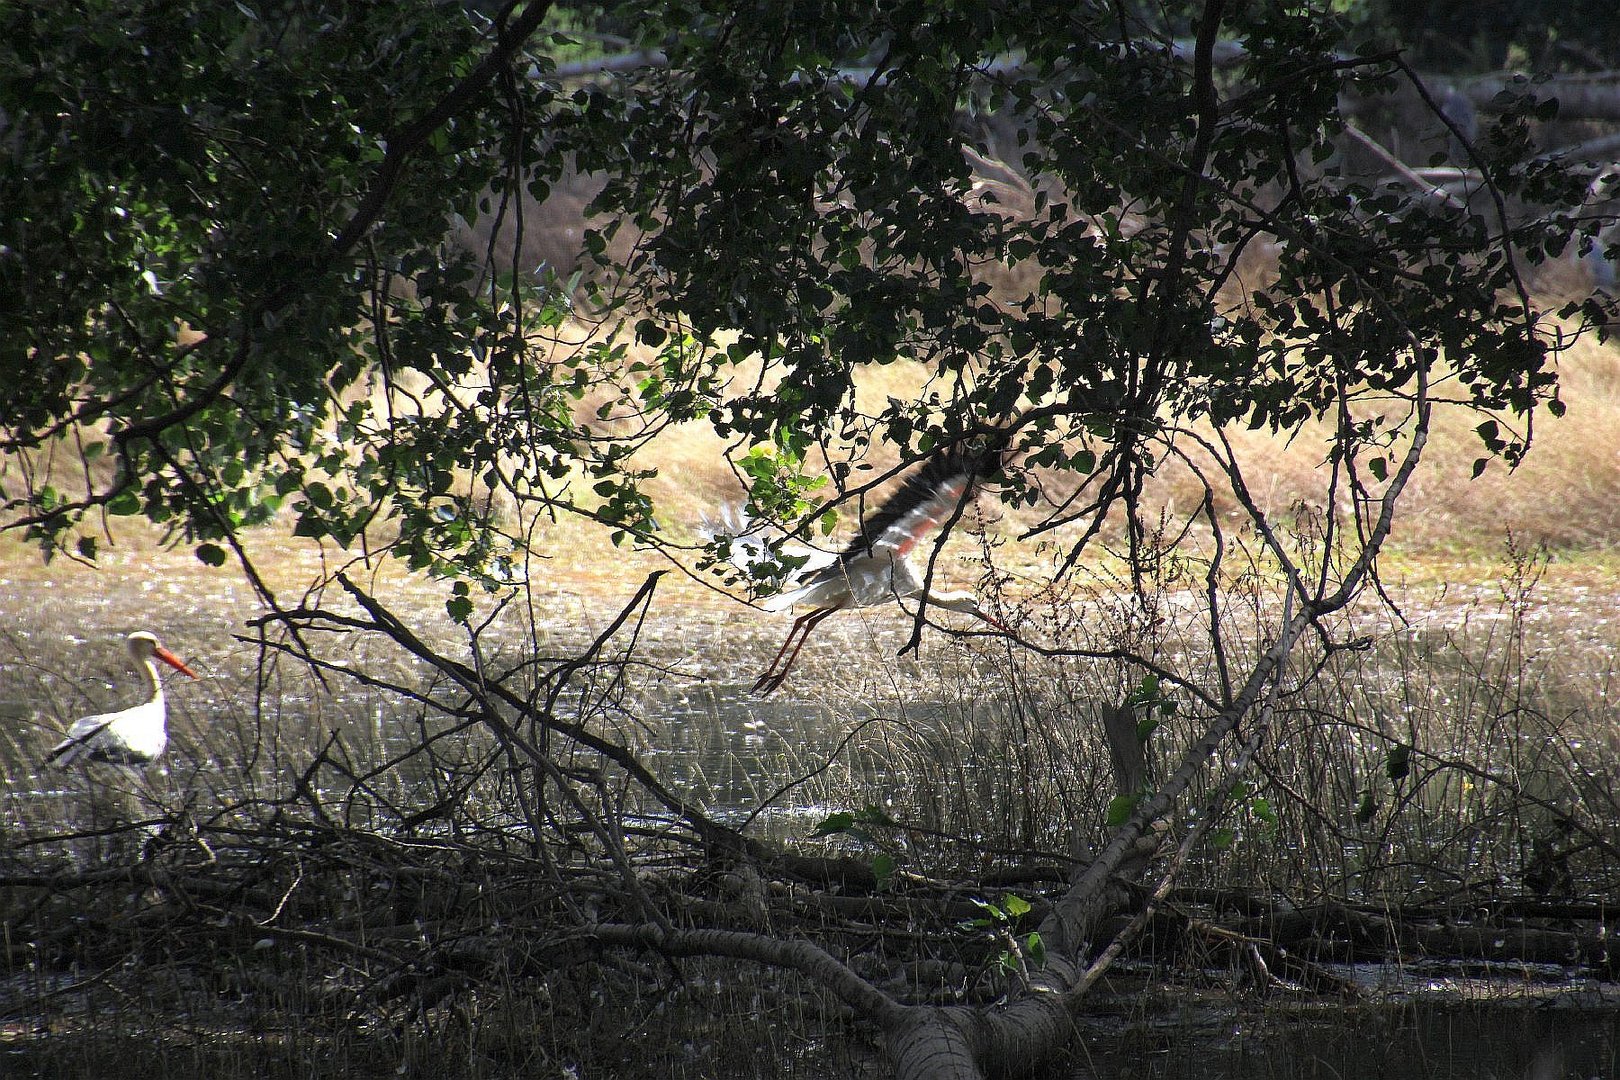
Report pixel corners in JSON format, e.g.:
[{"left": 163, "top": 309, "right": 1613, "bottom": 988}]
[
  {"left": 974, "top": 610, "right": 1010, "bottom": 634},
  {"left": 155, "top": 645, "right": 198, "bottom": 678}
]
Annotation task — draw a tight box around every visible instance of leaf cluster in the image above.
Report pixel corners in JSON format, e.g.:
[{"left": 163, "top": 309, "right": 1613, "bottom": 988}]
[{"left": 1, "top": 1, "right": 1610, "bottom": 585}]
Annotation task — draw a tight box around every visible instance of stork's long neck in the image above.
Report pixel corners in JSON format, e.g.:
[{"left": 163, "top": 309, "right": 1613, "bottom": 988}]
[
  {"left": 921, "top": 588, "right": 1006, "bottom": 630},
  {"left": 922, "top": 589, "right": 982, "bottom": 614},
  {"left": 140, "top": 656, "right": 166, "bottom": 706}
]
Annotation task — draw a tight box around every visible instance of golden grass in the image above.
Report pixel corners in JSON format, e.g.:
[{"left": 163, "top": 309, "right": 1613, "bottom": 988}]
[
  {"left": 1126, "top": 330, "right": 1620, "bottom": 563},
  {"left": 6, "top": 295, "right": 1619, "bottom": 607}
]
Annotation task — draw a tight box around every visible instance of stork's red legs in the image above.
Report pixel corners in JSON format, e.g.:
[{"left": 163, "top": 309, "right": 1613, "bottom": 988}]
[{"left": 751, "top": 606, "right": 839, "bottom": 695}]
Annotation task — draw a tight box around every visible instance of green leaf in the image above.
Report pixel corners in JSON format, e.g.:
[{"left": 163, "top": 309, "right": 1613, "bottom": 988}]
[
  {"left": 195, "top": 542, "right": 227, "bottom": 566},
  {"left": 1105, "top": 794, "right": 1138, "bottom": 827},
  {"left": 635, "top": 319, "right": 667, "bottom": 347},
  {"left": 1251, "top": 797, "right": 1277, "bottom": 826},
  {"left": 968, "top": 896, "right": 1005, "bottom": 922},
  {"left": 871, "top": 852, "right": 895, "bottom": 891},
  {"left": 811, "top": 811, "right": 856, "bottom": 837},
  {"left": 1386, "top": 742, "right": 1412, "bottom": 782},
  {"left": 293, "top": 512, "right": 327, "bottom": 539},
  {"left": 305, "top": 481, "right": 334, "bottom": 510},
  {"left": 1128, "top": 674, "right": 1161, "bottom": 706}
]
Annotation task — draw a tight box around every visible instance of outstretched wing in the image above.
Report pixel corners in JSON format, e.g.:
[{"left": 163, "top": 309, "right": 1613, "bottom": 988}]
[{"left": 840, "top": 444, "right": 1001, "bottom": 564}]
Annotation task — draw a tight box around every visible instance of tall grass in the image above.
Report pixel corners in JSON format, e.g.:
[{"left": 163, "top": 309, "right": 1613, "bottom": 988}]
[{"left": 796, "top": 537, "right": 1620, "bottom": 918}]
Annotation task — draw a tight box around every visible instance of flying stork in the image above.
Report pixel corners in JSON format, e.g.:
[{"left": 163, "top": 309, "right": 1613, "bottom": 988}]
[
  {"left": 43, "top": 631, "right": 198, "bottom": 768},
  {"left": 709, "top": 443, "right": 1009, "bottom": 695}
]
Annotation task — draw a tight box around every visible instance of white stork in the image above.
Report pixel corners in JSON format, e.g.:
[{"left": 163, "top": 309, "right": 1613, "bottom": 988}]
[
  {"left": 43, "top": 631, "right": 198, "bottom": 768},
  {"left": 709, "top": 446, "right": 1008, "bottom": 695}
]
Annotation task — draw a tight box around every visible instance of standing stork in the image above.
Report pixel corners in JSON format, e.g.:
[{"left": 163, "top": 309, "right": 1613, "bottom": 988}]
[
  {"left": 43, "top": 631, "right": 198, "bottom": 768},
  {"left": 710, "top": 444, "right": 1008, "bottom": 695}
]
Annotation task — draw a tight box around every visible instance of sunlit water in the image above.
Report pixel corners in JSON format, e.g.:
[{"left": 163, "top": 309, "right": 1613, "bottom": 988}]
[{"left": 2, "top": 571, "right": 997, "bottom": 845}]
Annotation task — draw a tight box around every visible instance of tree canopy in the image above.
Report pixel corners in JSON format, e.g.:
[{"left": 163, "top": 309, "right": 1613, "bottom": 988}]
[{"left": 3, "top": 0, "right": 1611, "bottom": 585}]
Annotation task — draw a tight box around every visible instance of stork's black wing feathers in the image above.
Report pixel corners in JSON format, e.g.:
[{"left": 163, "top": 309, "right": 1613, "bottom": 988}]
[
  {"left": 839, "top": 440, "right": 1006, "bottom": 562},
  {"left": 86, "top": 743, "right": 155, "bottom": 766},
  {"left": 42, "top": 718, "right": 116, "bottom": 766}
]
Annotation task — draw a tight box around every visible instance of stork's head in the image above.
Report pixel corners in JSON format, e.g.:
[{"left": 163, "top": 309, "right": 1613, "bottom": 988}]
[
  {"left": 926, "top": 590, "right": 1009, "bottom": 633},
  {"left": 126, "top": 632, "right": 199, "bottom": 678}
]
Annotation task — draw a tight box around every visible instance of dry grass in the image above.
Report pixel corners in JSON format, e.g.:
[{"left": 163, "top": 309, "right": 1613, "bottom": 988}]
[
  {"left": 1124, "top": 331, "right": 1620, "bottom": 561},
  {"left": 634, "top": 319, "right": 1620, "bottom": 569}
]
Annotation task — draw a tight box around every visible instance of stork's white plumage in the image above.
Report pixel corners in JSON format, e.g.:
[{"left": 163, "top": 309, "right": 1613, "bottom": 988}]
[
  {"left": 708, "top": 446, "right": 1007, "bottom": 695},
  {"left": 44, "top": 632, "right": 197, "bottom": 768}
]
